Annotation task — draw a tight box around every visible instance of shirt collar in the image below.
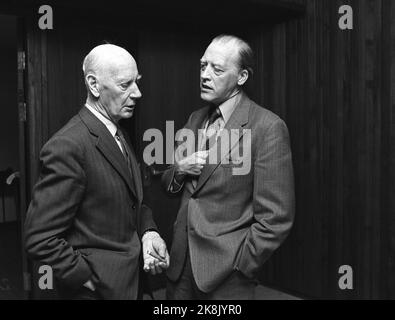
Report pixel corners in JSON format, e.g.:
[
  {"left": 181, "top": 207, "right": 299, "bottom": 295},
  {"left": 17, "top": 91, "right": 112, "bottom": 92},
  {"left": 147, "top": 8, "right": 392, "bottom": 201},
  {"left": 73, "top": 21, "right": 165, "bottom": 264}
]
[
  {"left": 85, "top": 104, "right": 118, "bottom": 138},
  {"left": 218, "top": 91, "right": 241, "bottom": 124}
]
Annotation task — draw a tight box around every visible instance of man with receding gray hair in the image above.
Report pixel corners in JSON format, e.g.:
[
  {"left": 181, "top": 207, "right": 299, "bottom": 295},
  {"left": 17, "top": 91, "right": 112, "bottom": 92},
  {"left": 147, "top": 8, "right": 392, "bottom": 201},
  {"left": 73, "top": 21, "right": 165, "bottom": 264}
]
[
  {"left": 25, "top": 44, "right": 169, "bottom": 300},
  {"left": 163, "top": 35, "right": 294, "bottom": 299}
]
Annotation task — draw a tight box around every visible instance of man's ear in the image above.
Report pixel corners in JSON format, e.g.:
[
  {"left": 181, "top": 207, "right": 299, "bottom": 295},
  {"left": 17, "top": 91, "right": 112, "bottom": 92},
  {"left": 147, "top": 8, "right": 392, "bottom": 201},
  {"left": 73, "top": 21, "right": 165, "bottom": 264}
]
[
  {"left": 86, "top": 74, "right": 100, "bottom": 98},
  {"left": 237, "top": 69, "right": 249, "bottom": 86}
]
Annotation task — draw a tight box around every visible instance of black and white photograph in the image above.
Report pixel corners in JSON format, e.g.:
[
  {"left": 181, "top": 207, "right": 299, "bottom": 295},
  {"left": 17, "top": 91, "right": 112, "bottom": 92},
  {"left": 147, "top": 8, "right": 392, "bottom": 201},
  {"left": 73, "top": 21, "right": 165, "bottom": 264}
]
[{"left": 0, "top": 0, "right": 394, "bottom": 306}]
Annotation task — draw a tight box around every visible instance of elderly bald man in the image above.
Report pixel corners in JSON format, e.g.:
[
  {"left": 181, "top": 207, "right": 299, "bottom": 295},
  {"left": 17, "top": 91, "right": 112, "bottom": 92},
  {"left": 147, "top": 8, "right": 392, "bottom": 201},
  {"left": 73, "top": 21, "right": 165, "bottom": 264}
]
[{"left": 25, "top": 44, "right": 169, "bottom": 300}]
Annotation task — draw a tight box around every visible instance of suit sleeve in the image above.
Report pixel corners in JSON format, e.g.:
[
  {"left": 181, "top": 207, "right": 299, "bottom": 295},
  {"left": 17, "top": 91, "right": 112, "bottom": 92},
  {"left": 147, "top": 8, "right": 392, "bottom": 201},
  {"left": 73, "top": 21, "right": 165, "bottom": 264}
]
[
  {"left": 24, "top": 135, "right": 93, "bottom": 289},
  {"left": 162, "top": 166, "right": 184, "bottom": 194},
  {"left": 235, "top": 119, "right": 295, "bottom": 279},
  {"left": 161, "top": 113, "right": 196, "bottom": 193},
  {"left": 139, "top": 204, "right": 158, "bottom": 235}
]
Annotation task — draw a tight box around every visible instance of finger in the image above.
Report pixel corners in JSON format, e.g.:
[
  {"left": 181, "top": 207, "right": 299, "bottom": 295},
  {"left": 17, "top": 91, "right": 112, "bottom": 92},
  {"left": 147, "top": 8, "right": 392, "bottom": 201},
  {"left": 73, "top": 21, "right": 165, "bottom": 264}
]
[
  {"left": 143, "top": 261, "right": 150, "bottom": 272},
  {"left": 196, "top": 151, "right": 209, "bottom": 158},
  {"left": 195, "top": 158, "right": 207, "bottom": 165},
  {"left": 152, "top": 259, "right": 160, "bottom": 274},
  {"left": 153, "top": 258, "right": 164, "bottom": 273},
  {"left": 149, "top": 264, "right": 157, "bottom": 275},
  {"left": 155, "top": 265, "right": 163, "bottom": 274},
  {"left": 152, "top": 259, "right": 162, "bottom": 274},
  {"left": 150, "top": 268, "right": 157, "bottom": 276},
  {"left": 186, "top": 169, "right": 199, "bottom": 175},
  {"left": 193, "top": 155, "right": 207, "bottom": 163},
  {"left": 144, "top": 256, "right": 153, "bottom": 266},
  {"left": 186, "top": 165, "right": 200, "bottom": 172},
  {"left": 157, "top": 247, "right": 169, "bottom": 267},
  {"left": 143, "top": 251, "right": 151, "bottom": 260},
  {"left": 196, "top": 154, "right": 208, "bottom": 160},
  {"left": 147, "top": 258, "right": 155, "bottom": 270},
  {"left": 156, "top": 244, "right": 166, "bottom": 260}
]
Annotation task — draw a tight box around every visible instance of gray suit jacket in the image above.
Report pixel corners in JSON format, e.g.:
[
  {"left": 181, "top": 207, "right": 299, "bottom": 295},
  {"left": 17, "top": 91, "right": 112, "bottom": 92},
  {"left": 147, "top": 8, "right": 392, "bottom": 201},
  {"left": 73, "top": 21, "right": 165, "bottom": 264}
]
[
  {"left": 25, "top": 107, "right": 157, "bottom": 299},
  {"left": 163, "top": 93, "right": 295, "bottom": 293}
]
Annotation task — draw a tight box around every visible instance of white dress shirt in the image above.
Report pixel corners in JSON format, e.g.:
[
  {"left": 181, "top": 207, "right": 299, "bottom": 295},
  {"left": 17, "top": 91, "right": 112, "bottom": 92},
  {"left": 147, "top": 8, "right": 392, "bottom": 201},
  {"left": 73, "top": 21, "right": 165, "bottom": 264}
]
[{"left": 85, "top": 104, "right": 124, "bottom": 153}]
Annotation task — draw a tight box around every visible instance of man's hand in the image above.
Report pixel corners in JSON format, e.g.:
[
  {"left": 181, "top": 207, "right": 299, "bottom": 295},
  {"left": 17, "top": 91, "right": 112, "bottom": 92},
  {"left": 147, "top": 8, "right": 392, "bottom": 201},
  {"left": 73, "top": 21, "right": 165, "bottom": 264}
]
[
  {"left": 175, "top": 144, "right": 208, "bottom": 176},
  {"left": 142, "top": 231, "right": 170, "bottom": 275}
]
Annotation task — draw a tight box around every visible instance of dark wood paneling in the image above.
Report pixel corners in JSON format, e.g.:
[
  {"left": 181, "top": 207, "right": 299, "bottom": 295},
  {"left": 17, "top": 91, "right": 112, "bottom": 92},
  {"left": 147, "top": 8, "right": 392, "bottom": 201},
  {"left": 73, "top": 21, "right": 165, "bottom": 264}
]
[
  {"left": 251, "top": 0, "right": 395, "bottom": 299},
  {"left": 388, "top": 0, "right": 395, "bottom": 299}
]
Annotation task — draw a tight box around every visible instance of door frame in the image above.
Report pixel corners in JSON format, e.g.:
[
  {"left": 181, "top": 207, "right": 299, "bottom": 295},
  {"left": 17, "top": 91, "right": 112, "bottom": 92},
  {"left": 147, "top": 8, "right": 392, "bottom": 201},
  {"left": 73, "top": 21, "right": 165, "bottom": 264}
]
[{"left": 16, "top": 15, "right": 31, "bottom": 300}]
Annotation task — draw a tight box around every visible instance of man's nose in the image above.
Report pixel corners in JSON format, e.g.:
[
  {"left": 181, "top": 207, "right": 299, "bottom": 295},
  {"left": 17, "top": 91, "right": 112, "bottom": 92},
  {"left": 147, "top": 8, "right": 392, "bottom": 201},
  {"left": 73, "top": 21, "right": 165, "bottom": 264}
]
[
  {"left": 201, "top": 67, "right": 211, "bottom": 80},
  {"left": 130, "top": 84, "right": 142, "bottom": 99}
]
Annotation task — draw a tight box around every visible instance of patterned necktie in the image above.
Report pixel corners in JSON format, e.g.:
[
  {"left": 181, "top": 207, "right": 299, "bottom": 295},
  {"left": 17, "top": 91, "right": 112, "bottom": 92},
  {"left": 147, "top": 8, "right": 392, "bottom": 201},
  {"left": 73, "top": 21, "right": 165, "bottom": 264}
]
[
  {"left": 207, "top": 107, "right": 222, "bottom": 127},
  {"left": 191, "top": 108, "right": 222, "bottom": 189},
  {"left": 204, "top": 107, "right": 222, "bottom": 151}
]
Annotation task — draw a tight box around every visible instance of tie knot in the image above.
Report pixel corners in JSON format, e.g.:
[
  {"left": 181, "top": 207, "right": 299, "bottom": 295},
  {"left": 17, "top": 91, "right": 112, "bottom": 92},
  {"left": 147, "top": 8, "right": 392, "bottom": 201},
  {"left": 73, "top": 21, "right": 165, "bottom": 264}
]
[
  {"left": 207, "top": 107, "right": 221, "bottom": 127},
  {"left": 116, "top": 128, "right": 124, "bottom": 139}
]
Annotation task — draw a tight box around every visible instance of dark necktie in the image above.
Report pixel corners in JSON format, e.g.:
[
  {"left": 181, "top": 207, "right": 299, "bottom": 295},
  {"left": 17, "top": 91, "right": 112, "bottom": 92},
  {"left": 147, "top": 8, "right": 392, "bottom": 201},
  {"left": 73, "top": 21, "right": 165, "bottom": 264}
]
[
  {"left": 115, "top": 129, "right": 132, "bottom": 174},
  {"left": 191, "top": 108, "right": 222, "bottom": 189},
  {"left": 207, "top": 107, "right": 222, "bottom": 127},
  {"left": 204, "top": 107, "right": 222, "bottom": 151}
]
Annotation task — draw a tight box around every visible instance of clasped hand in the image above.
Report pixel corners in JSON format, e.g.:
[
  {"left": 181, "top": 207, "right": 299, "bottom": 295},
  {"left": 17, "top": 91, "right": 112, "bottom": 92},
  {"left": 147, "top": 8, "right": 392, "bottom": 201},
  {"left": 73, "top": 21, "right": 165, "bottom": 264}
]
[
  {"left": 175, "top": 145, "right": 208, "bottom": 176},
  {"left": 142, "top": 231, "right": 170, "bottom": 275}
]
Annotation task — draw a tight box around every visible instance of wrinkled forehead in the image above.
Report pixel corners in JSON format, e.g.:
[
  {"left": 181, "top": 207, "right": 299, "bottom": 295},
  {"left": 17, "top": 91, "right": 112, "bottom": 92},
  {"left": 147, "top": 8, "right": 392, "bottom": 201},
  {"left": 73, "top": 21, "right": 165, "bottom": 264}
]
[{"left": 202, "top": 41, "right": 240, "bottom": 68}]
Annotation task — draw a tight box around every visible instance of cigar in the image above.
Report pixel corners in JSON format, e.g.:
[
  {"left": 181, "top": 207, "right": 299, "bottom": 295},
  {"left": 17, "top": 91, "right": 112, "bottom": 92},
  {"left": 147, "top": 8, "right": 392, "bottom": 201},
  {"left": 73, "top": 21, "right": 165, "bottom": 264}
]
[{"left": 147, "top": 250, "right": 167, "bottom": 263}]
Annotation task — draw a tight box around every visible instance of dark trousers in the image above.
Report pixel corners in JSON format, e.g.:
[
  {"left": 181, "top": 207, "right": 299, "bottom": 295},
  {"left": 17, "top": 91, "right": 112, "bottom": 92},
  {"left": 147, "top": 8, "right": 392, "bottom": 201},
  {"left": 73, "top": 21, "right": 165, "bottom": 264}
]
[{"left": 167, "top": 251, "right": 257, "bottom": 300}]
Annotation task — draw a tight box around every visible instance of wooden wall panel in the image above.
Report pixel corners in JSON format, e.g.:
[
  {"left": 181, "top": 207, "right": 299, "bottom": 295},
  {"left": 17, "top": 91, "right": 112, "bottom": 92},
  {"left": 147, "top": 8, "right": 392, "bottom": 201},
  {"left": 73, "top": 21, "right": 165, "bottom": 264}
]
[
  {"left": 251, "top": 0, "right": 395, "bottom": 299},
  {"left": 387, "top": 0, "right": 395, "bottom": 300}
]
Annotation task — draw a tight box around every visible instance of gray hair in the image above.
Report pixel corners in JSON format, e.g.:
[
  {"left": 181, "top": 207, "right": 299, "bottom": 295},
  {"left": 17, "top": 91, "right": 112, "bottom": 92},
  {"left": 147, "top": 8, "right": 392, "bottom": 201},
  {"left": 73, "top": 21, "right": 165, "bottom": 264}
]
[{"left": 211, "top": 34, "right": 254, "bottom": 78}]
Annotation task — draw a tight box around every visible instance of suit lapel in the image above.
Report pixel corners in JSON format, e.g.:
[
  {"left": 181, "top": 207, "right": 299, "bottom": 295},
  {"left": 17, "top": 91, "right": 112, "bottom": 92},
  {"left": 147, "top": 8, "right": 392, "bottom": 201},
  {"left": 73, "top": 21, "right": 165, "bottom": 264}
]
[
  {"left": 78, "top": 107, "right": 138, "bottom": 200},
  {"left": 193, "top": 93, "right": 251, "bottom": 195}
]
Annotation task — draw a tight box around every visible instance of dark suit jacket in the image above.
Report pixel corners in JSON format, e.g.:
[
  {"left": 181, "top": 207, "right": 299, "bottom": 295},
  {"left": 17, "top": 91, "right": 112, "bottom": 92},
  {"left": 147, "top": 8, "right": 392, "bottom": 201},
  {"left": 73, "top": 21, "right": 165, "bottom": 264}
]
[
  {"left": 163, "top": 92, "right": 295, "bottom": 293},
  {"left": 25, "top": 107, "right": 157, "bottom": 299}
]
